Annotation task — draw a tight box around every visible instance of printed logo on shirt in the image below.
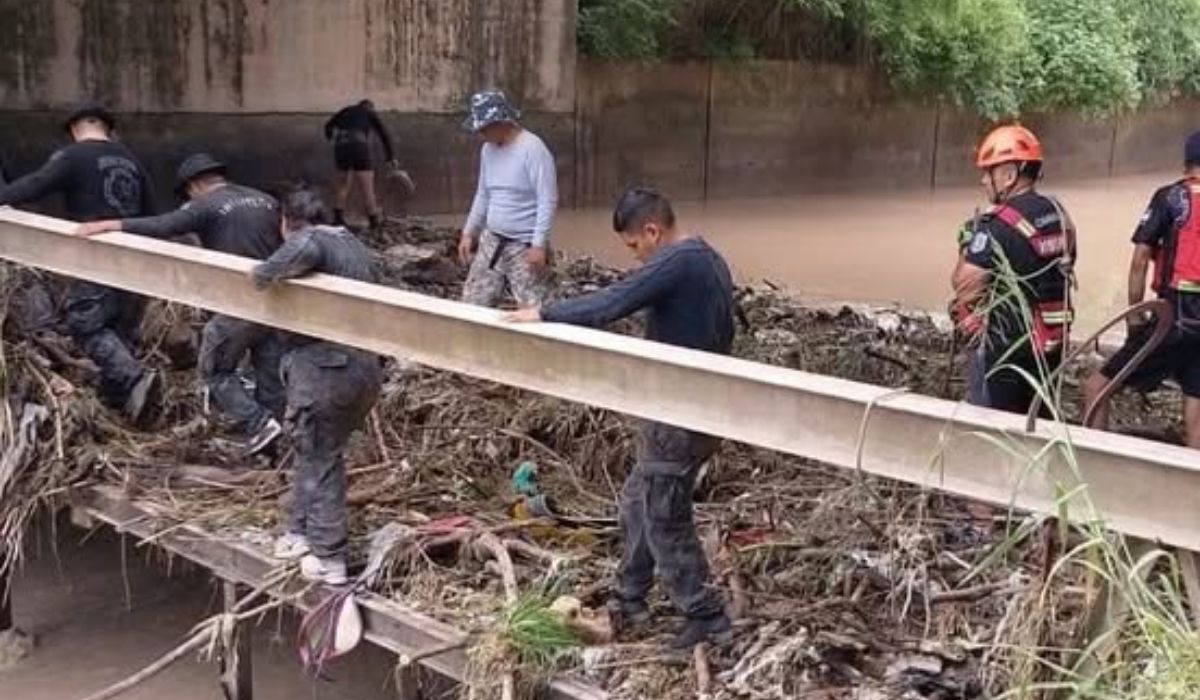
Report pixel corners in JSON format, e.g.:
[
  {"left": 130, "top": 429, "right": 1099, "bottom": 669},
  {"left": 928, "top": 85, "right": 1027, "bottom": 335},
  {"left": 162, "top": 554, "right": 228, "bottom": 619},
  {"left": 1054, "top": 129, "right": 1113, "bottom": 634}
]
[
  {"left": 98, "top": 156, "right": 141, "bottom": 217},
  {"left": 968, "top": 231, "right": 991, "bottom": 255}
]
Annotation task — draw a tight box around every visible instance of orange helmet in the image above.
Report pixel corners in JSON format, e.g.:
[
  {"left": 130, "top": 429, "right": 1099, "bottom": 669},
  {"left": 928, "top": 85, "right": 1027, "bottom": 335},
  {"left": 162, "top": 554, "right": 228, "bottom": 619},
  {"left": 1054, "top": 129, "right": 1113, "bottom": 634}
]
[{"left": 976, "top": 125, "right": 1043, "bottom": 170}]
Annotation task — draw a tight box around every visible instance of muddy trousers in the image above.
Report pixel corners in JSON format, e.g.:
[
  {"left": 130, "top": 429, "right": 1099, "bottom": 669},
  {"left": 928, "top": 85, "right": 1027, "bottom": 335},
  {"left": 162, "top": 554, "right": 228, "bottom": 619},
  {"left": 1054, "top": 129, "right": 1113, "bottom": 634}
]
[
  {"left": 65, "top": 281, "right": 146, "bottom": 408},
  {"left": 199, "top": 315, "right": 286, "bottom": 434},
  {"left": 616, "top": 423, "right": 725, "bottom": 620},
  {"left": 284, "top": 343, "right": 381, "bottom": 558}
]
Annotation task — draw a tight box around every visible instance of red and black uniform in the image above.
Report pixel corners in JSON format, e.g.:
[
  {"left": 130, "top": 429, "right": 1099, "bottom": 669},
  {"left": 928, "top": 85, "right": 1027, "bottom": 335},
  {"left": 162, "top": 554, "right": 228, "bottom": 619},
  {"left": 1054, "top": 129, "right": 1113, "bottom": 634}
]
[
  {"left": 1101, "top": 179, "right": 1200, "bottom": 397},
  {"left": 960, "top": 191, "right": 1074, "bottom": 413}
]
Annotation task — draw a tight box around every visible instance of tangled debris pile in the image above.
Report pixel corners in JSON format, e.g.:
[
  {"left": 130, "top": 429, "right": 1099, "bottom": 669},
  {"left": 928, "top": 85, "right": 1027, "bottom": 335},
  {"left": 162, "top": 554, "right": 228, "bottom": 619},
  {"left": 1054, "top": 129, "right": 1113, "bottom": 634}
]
[{"left": 0, "top": 220, "right": 1185, "bottom": 699}]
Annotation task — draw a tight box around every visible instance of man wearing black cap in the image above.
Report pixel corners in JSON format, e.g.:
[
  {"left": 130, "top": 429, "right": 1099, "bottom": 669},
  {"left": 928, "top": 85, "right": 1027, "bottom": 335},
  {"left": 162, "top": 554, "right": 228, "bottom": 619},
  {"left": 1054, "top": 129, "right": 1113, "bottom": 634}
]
[
  {"left": 1083, "top": 132, "right": 1200, "bottom": 449},
  {"left": 0, "top": 101, "right": 160, "bottom": 424},
  {"left": 77, "top": 153, "right": 286, "bottom": 453}
]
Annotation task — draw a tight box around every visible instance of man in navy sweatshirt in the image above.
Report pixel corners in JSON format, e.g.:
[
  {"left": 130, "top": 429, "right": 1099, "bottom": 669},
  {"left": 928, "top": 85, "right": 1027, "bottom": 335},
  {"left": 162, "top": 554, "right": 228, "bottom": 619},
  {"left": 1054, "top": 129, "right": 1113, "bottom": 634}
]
[{"left": 507, "top": 187, "right": 734, "bottom": 649}]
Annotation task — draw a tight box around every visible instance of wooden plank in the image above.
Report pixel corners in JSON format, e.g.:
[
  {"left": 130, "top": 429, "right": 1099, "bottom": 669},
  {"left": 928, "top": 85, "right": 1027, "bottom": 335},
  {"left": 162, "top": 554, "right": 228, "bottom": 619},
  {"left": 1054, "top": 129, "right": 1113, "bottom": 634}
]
[
  {"left": 3, "top": 209, "right": 1200, "bottom": 548},
  {"left": 78, "top": 485, "right": 605, "bottom": 700},
  {"left": 219, "top": 580, "right": 254, "bottom": 700}
]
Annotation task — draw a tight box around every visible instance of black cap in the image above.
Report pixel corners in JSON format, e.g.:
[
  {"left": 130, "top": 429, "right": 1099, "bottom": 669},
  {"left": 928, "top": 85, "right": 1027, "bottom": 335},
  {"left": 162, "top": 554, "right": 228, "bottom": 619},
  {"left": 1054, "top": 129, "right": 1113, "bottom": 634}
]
[
  {"left": 174, "top": 152, "right": 227, "bottom": 196},
  {"left": 1186, "top": 131, "right": 1200, "bottom": 168},
  {"left": 62, "top": 100, "right": 115, "bottom": 133}
]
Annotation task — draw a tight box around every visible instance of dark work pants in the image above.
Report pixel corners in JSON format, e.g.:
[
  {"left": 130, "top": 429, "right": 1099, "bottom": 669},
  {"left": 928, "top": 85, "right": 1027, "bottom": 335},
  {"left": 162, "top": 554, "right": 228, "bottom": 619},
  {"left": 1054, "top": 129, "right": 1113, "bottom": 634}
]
[
  {"left": 65, "top": 281, "right": 145, "bottom": 408},
  {"left": 283, "top": 343, "right": 381, "bottom": 558},
  {"left": 199, "top": 315, "right": 286, "bottom": 433},
  {"left": 617, "top": 422, "right": 725, "bottom": 620}
]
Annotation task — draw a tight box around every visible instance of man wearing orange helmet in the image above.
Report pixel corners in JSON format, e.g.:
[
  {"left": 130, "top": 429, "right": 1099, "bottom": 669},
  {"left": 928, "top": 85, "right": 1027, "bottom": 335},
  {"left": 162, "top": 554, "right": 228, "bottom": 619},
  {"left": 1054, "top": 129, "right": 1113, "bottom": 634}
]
[
  {"left": 952, "top": 125, "right": 1076, "bottom": 414},
  {"left": 1081, "top": 133, "right": 1200, "bottom": 448}
]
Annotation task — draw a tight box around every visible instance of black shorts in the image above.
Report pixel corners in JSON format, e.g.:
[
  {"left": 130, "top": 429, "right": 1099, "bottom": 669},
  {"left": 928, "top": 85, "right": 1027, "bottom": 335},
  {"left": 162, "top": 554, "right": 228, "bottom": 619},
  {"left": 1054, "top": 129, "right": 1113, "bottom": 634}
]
[
  {"left": 334, "top": 142, "right": 371, "bottom": 172},
  {"left": 1101, "top": 324, "right": 1200, "bottom": 397},
  {"left": 968, "top": 344, "right": 1061, "bottom": 415}
]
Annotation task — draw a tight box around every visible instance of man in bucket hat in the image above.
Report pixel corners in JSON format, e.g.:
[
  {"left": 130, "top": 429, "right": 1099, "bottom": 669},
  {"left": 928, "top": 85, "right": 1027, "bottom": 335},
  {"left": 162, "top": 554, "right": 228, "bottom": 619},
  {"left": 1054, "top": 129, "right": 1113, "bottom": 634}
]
[
  {"left": 77, "top": 153, "right": 286, "bottom": 455},
  {"left": 457, "top": 90, "right": 558, "bottom": 308},
  {"left": 0, "top": 100, "right": 161, "bottom": 426}
]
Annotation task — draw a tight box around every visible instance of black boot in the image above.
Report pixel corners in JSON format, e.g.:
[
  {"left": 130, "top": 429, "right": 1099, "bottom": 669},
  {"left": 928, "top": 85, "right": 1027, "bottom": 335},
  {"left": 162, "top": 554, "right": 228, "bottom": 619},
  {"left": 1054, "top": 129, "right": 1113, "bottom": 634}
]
[
  {"left": 333, "top": 208, "right": 347, "bottom": 227},
  {"left": 607, "top": 598, "right": 652, "bottom": 637},
  {"left": 670, "top": 612, "right": 732, "bottom": 650}
]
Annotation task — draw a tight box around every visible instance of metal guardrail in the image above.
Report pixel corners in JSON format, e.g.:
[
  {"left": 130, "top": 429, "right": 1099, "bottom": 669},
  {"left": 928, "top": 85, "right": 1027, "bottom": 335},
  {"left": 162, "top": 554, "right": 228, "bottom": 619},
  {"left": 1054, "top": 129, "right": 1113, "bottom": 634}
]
[{"left": 1, "top": 208, "right": 1198, "bottom": 549}]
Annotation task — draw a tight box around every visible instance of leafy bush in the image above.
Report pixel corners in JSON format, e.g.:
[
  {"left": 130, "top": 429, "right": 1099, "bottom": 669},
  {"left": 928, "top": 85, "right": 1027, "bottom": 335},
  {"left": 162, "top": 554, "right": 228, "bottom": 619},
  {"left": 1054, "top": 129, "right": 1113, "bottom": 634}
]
[{"left": 576, "top": 0, "right": 1200, "bottom": 116}]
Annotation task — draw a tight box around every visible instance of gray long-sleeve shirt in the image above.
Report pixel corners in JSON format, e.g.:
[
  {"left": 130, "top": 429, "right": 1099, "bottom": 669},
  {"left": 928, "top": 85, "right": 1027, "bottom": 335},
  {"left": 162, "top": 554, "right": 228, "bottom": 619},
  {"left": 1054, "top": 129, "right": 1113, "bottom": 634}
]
[
  {"left": 463, "top": 129, "right": 558, "bottom": 248},
  {"left": 542, "top": 238, "right": 734, "bottom": 354},
  {"left": 119, "top": 183, "right": 281, "bottom": 260},
  {"left": 252, "top": 225, "right": 378, "bottom": 350}
]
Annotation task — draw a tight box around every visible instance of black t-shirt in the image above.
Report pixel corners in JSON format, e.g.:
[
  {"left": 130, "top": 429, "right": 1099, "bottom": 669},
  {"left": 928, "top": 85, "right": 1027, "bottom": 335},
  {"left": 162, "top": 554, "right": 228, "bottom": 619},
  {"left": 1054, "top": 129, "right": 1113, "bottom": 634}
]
[
  {"left": 324, "top": 104, "right": 394, "bottom": 161},
  {"left": 1132, "top": 179, "right": 1200, "bottom": 321},
  {"left": 542, "top": 238, "right": 735, "bottom": 354},
  {"left": 120, "top": 183, "right": 282, "bottom": 261},
  {"left": 0, "top": 139, "right": 154, "bottom": 221},
  {"left": 962, "top": 191, "right": 1071, "bottom": 350}
]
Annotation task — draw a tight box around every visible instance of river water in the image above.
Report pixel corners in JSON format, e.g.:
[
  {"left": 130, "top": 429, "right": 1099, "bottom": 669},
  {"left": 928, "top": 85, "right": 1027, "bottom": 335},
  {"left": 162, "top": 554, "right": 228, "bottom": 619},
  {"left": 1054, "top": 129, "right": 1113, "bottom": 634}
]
[{"left": 545, "top": 172, "right": 1176, "bottom": 337}]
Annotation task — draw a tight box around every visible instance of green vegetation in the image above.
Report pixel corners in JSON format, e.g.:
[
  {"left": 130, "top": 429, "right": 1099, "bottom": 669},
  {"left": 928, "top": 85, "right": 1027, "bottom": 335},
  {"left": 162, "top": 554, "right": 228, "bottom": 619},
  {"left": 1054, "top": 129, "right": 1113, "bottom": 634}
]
[{"left": 577, "top": 0, "right": 1200, "bottom": 117}]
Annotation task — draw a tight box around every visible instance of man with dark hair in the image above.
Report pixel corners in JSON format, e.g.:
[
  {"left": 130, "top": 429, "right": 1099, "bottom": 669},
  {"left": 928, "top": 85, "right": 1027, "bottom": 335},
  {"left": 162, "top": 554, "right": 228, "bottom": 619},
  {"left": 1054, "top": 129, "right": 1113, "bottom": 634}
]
[
  {"left": 458, "top": 90, "right": 558, "bottom": 308},
  {"left": 324, "top": 99, "right": 400, "bottom": 229},
  {"left": 0, "top": 101, "right": 160, "bottom": 424},
  {"left": 952, "top": 125, "right": 1075, "bottom": 415},
  {"left": 508, "top": 187, "right": 733, "bottom": 649},
  {"left": 252, "top": 188, "right": 382, "bottom": 585},
  {"left": 1082, "top": 132, "right": 1200, "bottom": 448},
  {"left": 77, "top": 153, "right": 286, "bottom": 453}
]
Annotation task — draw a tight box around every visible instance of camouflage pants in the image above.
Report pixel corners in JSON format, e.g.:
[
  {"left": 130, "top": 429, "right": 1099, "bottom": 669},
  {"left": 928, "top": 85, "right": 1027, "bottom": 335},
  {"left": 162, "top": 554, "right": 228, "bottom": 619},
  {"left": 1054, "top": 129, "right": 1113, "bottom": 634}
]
[
  {"left": 461, "top": 230, "right": 554, "bottom": 307},
  {"left": 200, "top": 315, "right": 286, "bottom": 434},
  {"left": 617, "top": 422, "right": 726, "bottom": 620},
  {"left": 65, "top": 281, "right": 146, "bottom": 408},
  {"left": 283, "top": 343, "right": 382, "bottom": 558}
]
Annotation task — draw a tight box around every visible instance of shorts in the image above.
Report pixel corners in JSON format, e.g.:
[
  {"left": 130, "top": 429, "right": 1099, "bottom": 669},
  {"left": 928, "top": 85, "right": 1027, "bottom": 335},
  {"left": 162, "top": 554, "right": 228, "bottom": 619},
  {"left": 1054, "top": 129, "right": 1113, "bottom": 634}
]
[
  {"left": 1101, "top": 323, "right": 1200, "bottom": 397},
  {"left": 334, "top": 142, "right": 371, "bottom": 171},
  {"left": 967, "top": 343, "right": 1061, "bottom": 415}
]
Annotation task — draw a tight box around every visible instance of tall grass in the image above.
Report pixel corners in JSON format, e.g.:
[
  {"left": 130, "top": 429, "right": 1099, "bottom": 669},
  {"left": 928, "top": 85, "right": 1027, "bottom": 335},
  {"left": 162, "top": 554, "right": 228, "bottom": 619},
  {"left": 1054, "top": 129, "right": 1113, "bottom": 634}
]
[{"left": 961, "top": 245, "right": 1200, "bottom": 698}]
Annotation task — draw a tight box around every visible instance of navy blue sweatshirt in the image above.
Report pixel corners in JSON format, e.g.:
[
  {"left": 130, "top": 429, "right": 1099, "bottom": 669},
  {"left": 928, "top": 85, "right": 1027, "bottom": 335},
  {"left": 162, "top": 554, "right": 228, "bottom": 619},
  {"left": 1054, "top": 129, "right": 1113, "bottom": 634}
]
[{"left": 542, "top": 237, "right": 734, "bottom": 354}]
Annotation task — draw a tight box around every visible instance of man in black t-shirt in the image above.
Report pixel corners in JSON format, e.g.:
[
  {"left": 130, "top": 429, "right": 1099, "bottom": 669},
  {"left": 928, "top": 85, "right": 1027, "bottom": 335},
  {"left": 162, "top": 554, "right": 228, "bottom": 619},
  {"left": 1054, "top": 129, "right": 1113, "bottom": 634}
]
[
  {"left": 323, "top": 99, "right": 402, "bottom": 229},
  {"left": 77, "top": 153, "right": 286, "bottom": 454},
  {"left": 1083, "top": 133, "right": 1200, "bottom": 448},
  {"left": 952, "top": 125, "right": 1075, "bottom": 415},
  {"left": 507, "top": 188, "right": 734, "bottom": 650},
  {"left": 0, "top": 102, "right": 161, "bottom": 424}
]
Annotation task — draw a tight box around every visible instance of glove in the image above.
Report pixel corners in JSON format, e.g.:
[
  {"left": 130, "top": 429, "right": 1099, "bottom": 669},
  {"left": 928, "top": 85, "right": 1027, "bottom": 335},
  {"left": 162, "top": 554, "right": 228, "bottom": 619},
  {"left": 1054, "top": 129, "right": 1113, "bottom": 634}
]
[{"left": 956, "top": 224, "right": 975, "bottom": 249}]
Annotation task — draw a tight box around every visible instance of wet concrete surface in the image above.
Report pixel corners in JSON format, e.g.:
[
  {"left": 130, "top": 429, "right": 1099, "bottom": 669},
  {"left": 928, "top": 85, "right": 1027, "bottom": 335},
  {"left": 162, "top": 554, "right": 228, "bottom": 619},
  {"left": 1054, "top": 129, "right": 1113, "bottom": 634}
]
[{"left": 0, "top": 520, "right": 400, "bottom": 700}]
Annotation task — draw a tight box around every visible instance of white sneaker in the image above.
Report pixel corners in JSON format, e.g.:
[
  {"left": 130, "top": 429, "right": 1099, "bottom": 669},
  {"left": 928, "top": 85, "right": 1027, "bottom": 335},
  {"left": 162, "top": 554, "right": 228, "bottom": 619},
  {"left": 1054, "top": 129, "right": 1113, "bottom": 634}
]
[
  {"left": 300, "top": 554, "right": 348, "bottom": 586},
  {"left": 273, "top": 533, "right": 311, "bottom": 561}
]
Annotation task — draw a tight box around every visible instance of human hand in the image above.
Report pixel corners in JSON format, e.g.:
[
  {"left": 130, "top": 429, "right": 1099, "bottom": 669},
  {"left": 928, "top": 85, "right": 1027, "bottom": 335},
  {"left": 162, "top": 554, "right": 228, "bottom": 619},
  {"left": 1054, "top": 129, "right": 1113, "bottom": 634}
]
[
  {"left": 458, "top": 231, "right": 476, "bottom": 266},
  {"left": 526, "top": 245, "right": 547, "bottom": 270},
  {"left": 75, "top": 219, "right": 120, "bottom": 237},
  {"left": 503, "top": 306, "right": 542, "bottom": 323}
]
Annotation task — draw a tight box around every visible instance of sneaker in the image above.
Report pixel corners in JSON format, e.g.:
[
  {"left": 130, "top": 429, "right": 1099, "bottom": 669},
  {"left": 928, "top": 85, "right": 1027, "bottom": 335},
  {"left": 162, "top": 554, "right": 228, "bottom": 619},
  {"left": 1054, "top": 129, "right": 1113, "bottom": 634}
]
[
  {"left": 245, "top": 417, "right": 283, "bottom": 456},
  {"left": 273, "top": 532, "right": 311, "bottom": 561},
  {"left": 300, "top": 554, "right": 349, "bottom": 586},
  {"left": 670, "top": 613, "right": 733, "bottom": 650},
  {"left": 124, "top": 370, "right": 164, "bottom": 428}
]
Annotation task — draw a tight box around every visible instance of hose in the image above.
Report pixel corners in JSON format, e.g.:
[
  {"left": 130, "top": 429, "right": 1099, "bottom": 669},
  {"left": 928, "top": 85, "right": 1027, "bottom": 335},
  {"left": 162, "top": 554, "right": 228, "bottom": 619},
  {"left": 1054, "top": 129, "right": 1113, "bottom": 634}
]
[{"left": 1023, "top": 299, "right": 1173, "bottom": 433}]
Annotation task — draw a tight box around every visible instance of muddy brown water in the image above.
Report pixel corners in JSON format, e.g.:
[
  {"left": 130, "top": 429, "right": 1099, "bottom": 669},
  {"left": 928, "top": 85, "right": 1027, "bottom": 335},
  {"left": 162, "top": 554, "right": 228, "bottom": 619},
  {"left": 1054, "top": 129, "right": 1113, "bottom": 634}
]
[{"left": 538, "top": 172, "right": 1176, "bottom": 337}]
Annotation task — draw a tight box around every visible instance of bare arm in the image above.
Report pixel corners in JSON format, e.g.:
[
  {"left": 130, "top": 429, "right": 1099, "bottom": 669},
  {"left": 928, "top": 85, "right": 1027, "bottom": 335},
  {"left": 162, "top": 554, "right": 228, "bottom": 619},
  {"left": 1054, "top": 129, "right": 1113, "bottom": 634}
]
[
  {"left": 1127, "top": 243, "right": 1155, "bottom": 307},
  {"left": 952, "top": 254, "right": 990, "bottom": 308}
]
